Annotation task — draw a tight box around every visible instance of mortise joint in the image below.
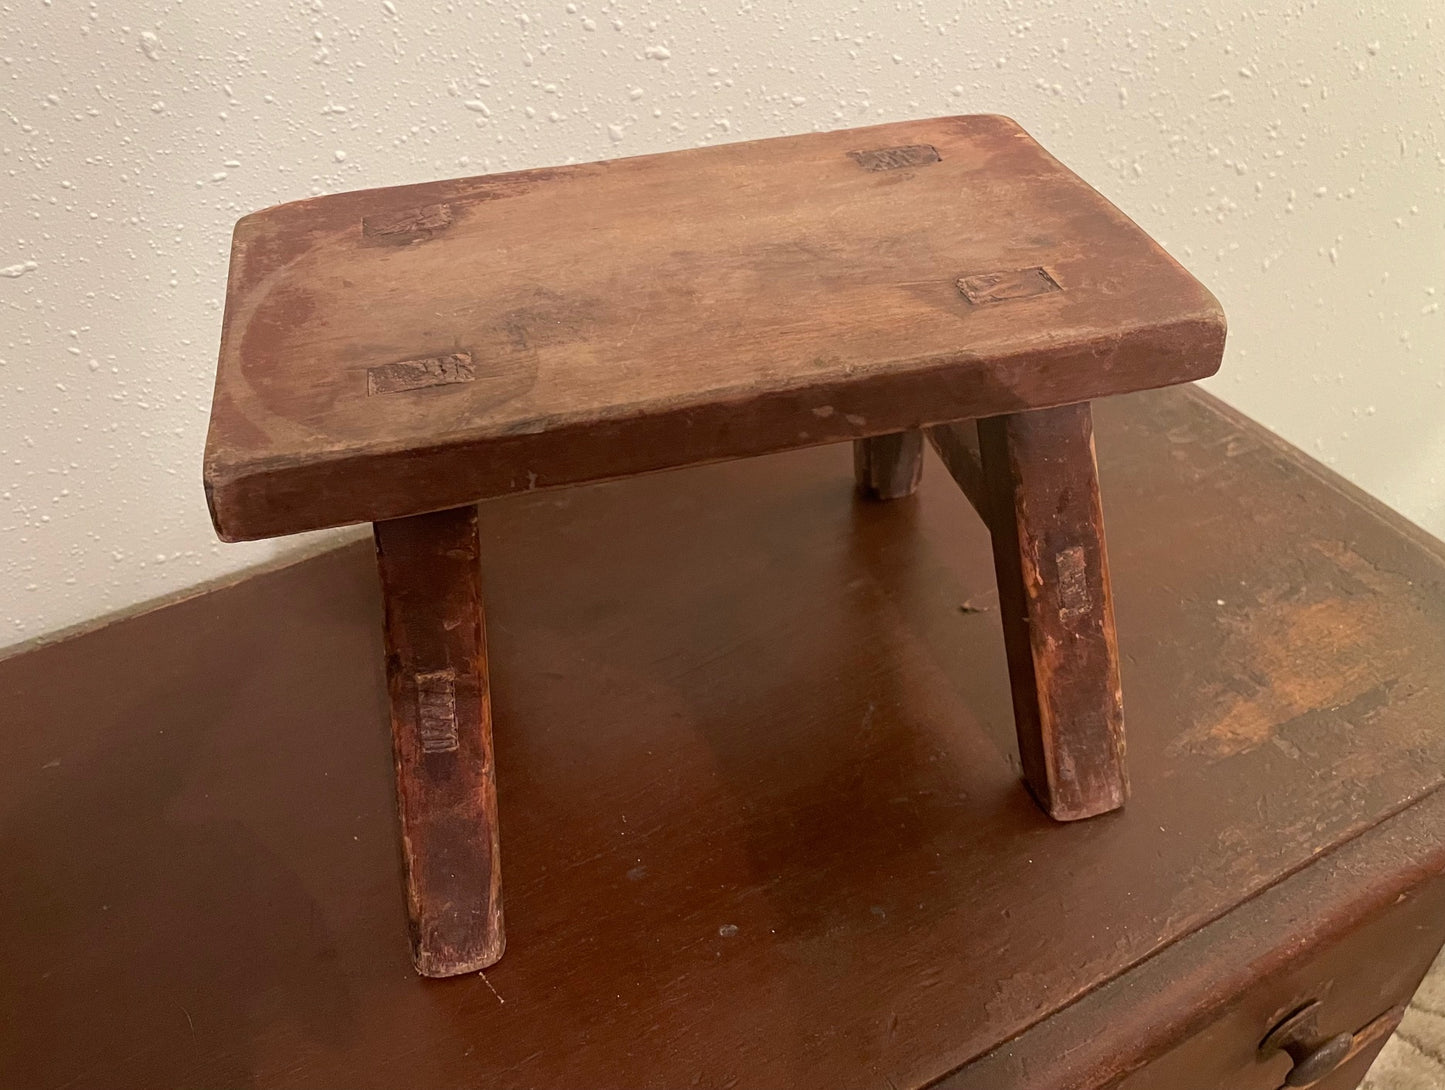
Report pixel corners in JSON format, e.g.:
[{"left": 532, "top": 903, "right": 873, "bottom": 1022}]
[
  {"left": 368, "top": 352, "right": 476, "bottom": 396},
  {"left": 848, "top": 144, "right": 940, "bottom": 171},
  {"left": 957, "top": 267, "right": 1062, "bottom": 305},
  {"left": 1057, "top": 545, "right": 1091, "bottom": 621},
  {"left": 415, "top": 670, "right": 460, "bottom": 754},
  {"left": 362, "top": 202, "right": 453, "bottom": 244}
]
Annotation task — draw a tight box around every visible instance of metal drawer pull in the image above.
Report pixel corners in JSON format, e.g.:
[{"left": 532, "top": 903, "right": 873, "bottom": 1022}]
[{"left": 1259, "top": 1001, "right": 1355, "bottom": 1087}]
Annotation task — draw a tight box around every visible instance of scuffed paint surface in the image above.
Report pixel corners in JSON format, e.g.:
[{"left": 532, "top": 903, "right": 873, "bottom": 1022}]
[{"left": 0, "top": 0, "right": 1442, "bottom": 649}]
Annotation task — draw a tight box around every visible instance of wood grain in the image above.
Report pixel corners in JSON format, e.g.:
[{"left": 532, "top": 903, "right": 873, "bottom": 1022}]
[
  {"left": 975, "top": 403, "right": 1126, "bottom": 820},
  {"left": 928, "top": 410, "right": 1126, "bottom": 819},
  {"left": 373, "top": 505, "right": 503, "bottom": 976},
  {"left": 854, "top": 431, "right": 924, "bottom": 500},
  {"left": 204, "top": 114, "right": 1225, "bottom": 540}
]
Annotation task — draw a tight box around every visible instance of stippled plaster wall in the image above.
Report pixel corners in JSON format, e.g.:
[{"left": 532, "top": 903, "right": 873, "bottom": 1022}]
[{"left": 2, "top": 1, "right": 1442, "bottom": 650}]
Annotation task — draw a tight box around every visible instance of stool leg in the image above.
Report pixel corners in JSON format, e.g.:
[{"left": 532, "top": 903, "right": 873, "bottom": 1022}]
[
  {"left": 854, "top": 431, "right": 924, "bottom": 500},
  {"left": 373, "top": 505, "right": 504, "bottom": 976},
  {"left": 975, "top": 403, "right": 1127, "bottom": 820}
]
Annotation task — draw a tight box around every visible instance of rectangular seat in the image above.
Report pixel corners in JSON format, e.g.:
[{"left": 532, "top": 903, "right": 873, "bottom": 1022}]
[{"left": 204, "top": 114, "right": 1223, "bottom": 541}]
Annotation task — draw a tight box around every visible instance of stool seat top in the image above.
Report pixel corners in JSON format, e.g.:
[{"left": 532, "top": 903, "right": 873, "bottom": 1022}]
[{"left": 204, "top": 114, "right": 1224, "bottom": 540}]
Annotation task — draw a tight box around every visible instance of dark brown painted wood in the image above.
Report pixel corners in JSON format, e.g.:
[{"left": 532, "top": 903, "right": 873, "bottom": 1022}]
[
  {"left": 203, "top": 114, "right": 1225, "bottom": 540},
  {"left": 976, "top": 403, "right": 1125, "bottom": 819},
  {"left": 373, "top": 505, "right": 503, "bottom": 976},
  {"left": 945, "top": 789, "right": 1445, "bottom": 1090},
  {"left": 8, "top": 386, "right": 1445, "bottom": 1089},
  {"left": 854, "top": 431, "right": 924, "bottom": 500}
]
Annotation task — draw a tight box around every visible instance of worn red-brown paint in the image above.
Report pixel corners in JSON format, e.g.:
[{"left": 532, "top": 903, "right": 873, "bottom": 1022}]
[
  {"left": 930, "top": 405, "right": 1127, "bottom": 820},
  {"left": 373, "top": 505, "right": 503, "bottom": 976}
]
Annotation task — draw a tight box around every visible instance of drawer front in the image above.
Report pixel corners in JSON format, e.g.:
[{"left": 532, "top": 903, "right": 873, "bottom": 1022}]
[{"left": 1112, "top": 875, "right": 1445, "bottom": 1090}]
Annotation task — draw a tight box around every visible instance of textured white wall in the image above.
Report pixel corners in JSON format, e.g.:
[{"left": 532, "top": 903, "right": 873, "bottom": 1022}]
[{"left": 1, "top": 1, "right": 1442, "bottom": 650}]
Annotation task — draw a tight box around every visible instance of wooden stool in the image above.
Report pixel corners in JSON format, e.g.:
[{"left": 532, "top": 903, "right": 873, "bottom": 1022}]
[{"left": 203, "top": 115, "right": 1225, "bottom": 976}]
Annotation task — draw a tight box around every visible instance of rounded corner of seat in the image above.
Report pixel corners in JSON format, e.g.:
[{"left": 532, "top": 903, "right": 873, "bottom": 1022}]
[
  {"left": 969, "top": 113, "right": 1030, "bottom": 139},
  {"left": 202, "top": 462, "right": 249, "bottom": 544}
]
